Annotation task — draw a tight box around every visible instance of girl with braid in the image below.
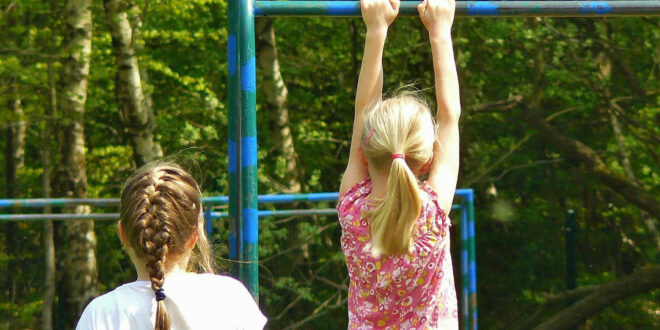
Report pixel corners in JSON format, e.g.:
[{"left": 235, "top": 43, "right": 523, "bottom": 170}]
[
  {"left": 337, "top": 0, "right": 460, "bottom": 328},
  {"left": 77, "top": 162, "right": 266, "bottom": 330}
]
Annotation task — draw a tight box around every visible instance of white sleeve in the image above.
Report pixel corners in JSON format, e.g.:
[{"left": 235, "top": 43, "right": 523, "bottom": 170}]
[
  {"left": 76, "top": 302, "right": 97, "bottom": 330},
  {"left": 230, "top": 279, "right": 268, "bottom": 330}
]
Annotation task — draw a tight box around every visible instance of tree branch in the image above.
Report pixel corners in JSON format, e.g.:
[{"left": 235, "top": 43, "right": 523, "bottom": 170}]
[
  {"left": 533, "top": 265, "right": 660, "bottom": 330},
  {"left": 521, "top": 102, "right": 660, "bottom": 219}
]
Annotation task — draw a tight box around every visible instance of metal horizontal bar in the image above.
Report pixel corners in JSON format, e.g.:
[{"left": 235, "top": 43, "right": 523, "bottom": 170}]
[
  {"left": 254, "top": 1, "right": 660, "bottom": 17},
  {"left": 0, "top": 213, "right": 119, "bottom": 221},
  {"left": 210, "top": 208, "right": 338, "bottom": 218},
  {"left": 204, "top": 191, "right": 338, "bottom": 205},
  {"left": 1, "top": 204, "right": 465, "bottom": 221},
  {"left": 0, "top": 189, "right": 474, "bottom": 208},
  {"left": 0, "top": 198, "right": 120, "bottom": 208}
]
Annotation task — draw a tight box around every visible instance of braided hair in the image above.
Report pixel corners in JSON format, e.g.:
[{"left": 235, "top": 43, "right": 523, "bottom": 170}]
[{"left": 119, "top": 162, "right": 213, "bottom": 330}]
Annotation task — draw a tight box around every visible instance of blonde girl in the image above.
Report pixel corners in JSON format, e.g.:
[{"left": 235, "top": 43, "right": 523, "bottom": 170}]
[
  {"left": 337, "top": 0, "right": 460, "bottom": 328},
  {"left": 77, "top": 162, "right": 266, "bottom": 330}
]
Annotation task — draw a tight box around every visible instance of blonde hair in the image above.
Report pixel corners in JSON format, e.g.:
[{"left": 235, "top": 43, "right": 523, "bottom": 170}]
[
  {"left": 119, "top": 162, "right": 213, "bottom": 330},
  {"left": 361, "top": 93, "right": 435, "bottom": 256}
]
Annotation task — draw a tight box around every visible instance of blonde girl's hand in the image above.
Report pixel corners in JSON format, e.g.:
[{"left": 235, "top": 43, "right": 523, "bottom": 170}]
[
  {"left": 417, "top": 0, "right": 455, "bottom": 38},
  {"left": 361, "top": 0, "right": 400, "bottom": 31}
]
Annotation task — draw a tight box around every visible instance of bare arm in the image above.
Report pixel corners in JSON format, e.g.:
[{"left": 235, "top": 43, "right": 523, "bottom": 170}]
[
  {"left": 339, "top": 0, "right": 400, "bottom": 196},
  {"left": 419, "top": 0, "right": 461, "bottom": 213}
]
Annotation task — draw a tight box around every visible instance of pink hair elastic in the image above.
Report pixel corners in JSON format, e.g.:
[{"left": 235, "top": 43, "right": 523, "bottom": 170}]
[
  {"left": 364, "top": 128, "right": 376, "bottom": 145},
  {"left": 391, "top": 153, "right": 406, "bottom": 161}
]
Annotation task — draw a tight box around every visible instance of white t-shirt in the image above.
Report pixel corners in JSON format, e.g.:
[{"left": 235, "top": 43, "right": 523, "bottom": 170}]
[{"left": 76, "top": 272, "right": 267, "bottom": 330}]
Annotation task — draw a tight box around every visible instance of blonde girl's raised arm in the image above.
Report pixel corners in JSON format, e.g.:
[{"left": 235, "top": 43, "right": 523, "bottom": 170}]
[
  {"left": 419, "top": 0, "right": 461, "bottom": 213},
  {"left": 340, "top": 0, "right": 400, "bottom": 195}
]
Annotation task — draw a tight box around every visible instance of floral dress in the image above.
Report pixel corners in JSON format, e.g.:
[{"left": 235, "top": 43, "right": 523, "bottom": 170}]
[{"left": 337, "top": 178, "right": 458, "bottom": 330}]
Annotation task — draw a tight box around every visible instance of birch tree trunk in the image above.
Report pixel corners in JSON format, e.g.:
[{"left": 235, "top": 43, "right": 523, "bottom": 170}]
[
  {"left": 56, "top": 0, "right": 97, "bottom": 326},
  {"left": 104, "top": 0, "right": 162, "bottom": 167},
  {"left": 256, "top": 17, "right": 301, "bottom": 193},
  {"left": 255, "top": 18, "right": 307, "bottom": 279}
]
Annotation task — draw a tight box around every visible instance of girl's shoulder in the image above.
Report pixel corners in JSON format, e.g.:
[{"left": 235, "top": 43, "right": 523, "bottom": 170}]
[
  {"left": 338, "top": 176, "right": 372, "bottom": 200},
  {"left": 337, "top": 177, "right": 372, "bottom": 213},
  {"left": 420, "top": 180, "right": 450, "bottom": 227},
  {"left": 167, "top": 272, "right": 250, "bottom": 293}
]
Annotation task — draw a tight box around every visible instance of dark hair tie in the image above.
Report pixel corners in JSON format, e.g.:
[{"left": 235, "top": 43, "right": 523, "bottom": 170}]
[{"left": 155, "top": 288, "right": 166, "bottom": 301}]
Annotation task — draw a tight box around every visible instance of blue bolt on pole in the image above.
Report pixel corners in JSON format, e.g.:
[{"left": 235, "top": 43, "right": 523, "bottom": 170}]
[{"left": 253, "top": 1, "right": 660, "bottom": 17}]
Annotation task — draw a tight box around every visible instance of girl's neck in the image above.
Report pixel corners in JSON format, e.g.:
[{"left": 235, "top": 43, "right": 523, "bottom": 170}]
[
  {"left": 368, "top": 165, "right": 390, "bottom": 199},
  {"left": 133, "top": 252, "right": 192, "bottom": 281}
]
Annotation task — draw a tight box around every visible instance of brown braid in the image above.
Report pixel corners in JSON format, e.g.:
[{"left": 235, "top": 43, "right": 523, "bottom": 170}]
[{"left": 120, "top": 163, "right": 214, "bottom": 330}]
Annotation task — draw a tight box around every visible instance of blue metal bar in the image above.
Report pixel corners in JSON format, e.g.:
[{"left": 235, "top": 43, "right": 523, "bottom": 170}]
[
  {"left": 460, "top": 198, "right": 470, "bottom": 329},
  {"left": 254, "top": 1, "right": 660, "bottom": 17},
  {"left": 1, "top": 204, "right": 465, "bottom": 220},
  {"left": 204, "top": 208, "right": 214, "bottom": 238},
  {"left": 465, "top": 189, "right": 477, "bottom": 329},
  {"left": 210, "top": 208, "right": 338, "bottom": 219},
  {"left": 0, "top": 198, "right": 119, "bottom": 208},
  {"left": 0, "top": 213, "right": 119, "bottom": 221},
  {"left": 1, "top": 190, "right": 472, "bottom": 208}
]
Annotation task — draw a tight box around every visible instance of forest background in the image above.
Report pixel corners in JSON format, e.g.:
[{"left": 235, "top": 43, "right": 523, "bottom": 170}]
[{"left": 1, "top": 0, "right": 659, "bottom": 329}]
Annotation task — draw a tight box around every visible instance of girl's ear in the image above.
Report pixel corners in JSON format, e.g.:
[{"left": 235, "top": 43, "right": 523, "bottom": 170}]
[
  {"left": 117, "top": 220, "right": 130, "bottom": 248},
  {"left": 420, "top": 154, "right": 434, "bottom": 175},
  {"left": 188, "top": 229, "right": 199, "bottom": 250},
  {"left": 358, "top": 144, "right": 368, "bottom": 167}
]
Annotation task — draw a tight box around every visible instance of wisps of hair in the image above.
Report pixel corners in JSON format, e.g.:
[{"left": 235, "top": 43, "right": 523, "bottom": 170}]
[
  {"left": 120, "top": 162, "right": 214, "bottom": 330},
  {"left": 361, "top": 91, "right": 435, "bottom": 256}
]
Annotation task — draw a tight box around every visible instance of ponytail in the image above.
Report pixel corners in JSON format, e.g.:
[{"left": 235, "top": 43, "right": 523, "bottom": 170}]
[
  {"left": 360, "top": 93, "right": 435, "bottom": 257},
  {"left": 368, "top": 156, "right": 422, "bottom": 256}
]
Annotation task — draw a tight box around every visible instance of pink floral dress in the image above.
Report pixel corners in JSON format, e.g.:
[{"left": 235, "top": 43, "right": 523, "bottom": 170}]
[{"left": 337, "top": 178, "right": 458, "bottom": 329}]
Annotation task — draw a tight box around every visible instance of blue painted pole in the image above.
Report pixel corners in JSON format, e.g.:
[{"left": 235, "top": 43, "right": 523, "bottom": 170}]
[
  {"left": 254, "top": 1, "right": 660, "bottom": 17},
  {"left": 466, "top": 189, "right": 477, "bottom": 329},
  {"left": 204, "top": 208, "right": 214, "bottom": 239},
  {"left": 228, "top": 0, "right": 242, "bottom": 281},
  {"left": 238, "top": 0, "right": 260, "bottom": 301},
  {"left": 460, "top": 201, "right": 469, "bottom": 329}
]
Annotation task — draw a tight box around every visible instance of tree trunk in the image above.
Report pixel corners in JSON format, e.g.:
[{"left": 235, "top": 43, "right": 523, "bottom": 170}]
[
  {"left": 521, "top": 103, "right": 660, "bottom": 219},
  {"left": 56, "top": 0, "right": 97, "bottom": 326},
  {"left": 42, "top": 59, "right": 57, "bottom": 330},
  {"left": 4, "top": 77, "right": 25, "bottom": 303},
  {"left": 255, "top": 17, "right": 301, "bottom": 193},
  {"left": 104, "top": 0, "right": 162, "bottom": 167},
  {"left": 533, "top": 265, "right": 660, "bottom": 330}
]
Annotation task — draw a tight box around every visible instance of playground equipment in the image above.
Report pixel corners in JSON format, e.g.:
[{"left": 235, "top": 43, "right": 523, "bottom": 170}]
[
  {"left": 228, "top": 1, "right": 659, "bottom": 328},
  {"left": 253, "top": 1, "right": 660, "bottom": 17},
  {"left": 0, "top": 190, "right": 477, "bottom": 328}
]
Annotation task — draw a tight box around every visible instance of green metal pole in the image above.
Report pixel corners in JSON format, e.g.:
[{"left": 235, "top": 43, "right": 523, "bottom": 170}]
[
  {"left": 238, "top": 0, "right": 259, "bottom": 301},
  {"left": 566, "top": 209, "right": 577, "bottom": 294},
  {"left": 228, "top": 0, "right": 243, "bottom": 281},
  {"left": 467, "top": 190, "right": 477, "bottom": 329},
  {"left": 460, "top": 204, "right": 469, "bottom": 328}
]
